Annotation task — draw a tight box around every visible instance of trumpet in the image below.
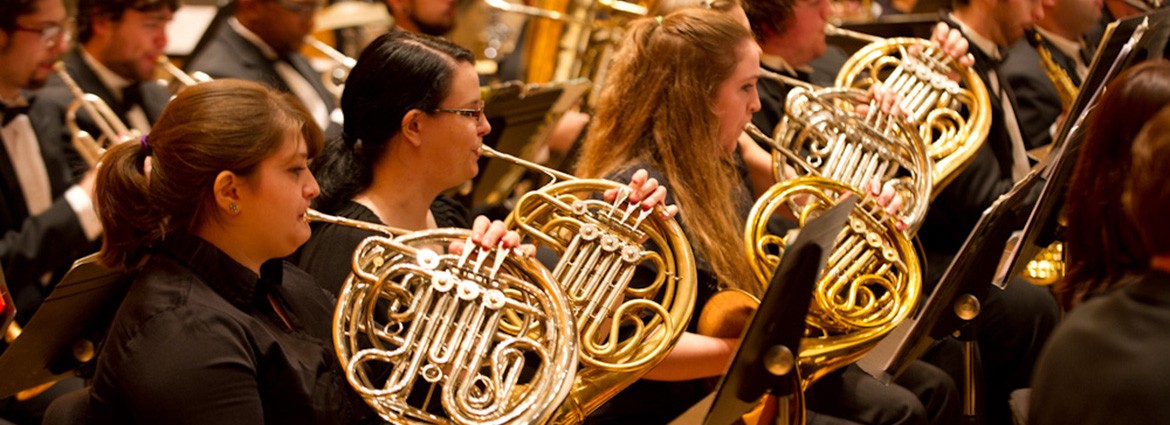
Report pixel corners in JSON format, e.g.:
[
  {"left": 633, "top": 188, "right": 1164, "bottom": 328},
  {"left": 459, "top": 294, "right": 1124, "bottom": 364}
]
[
  {"left": 53, "top": 62, "right": 139, "bottom": 167},
  {"left": 155, "top": 56, "right": 211, "bottom": 92},
  {"left": 303, "top": 36, "right": 355, "bottom": 102}
]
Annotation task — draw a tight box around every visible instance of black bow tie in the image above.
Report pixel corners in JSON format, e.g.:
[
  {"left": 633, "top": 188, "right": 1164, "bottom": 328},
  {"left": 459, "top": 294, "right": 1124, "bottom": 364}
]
[{"left": 1, "top": 104, "right": 30, "bottom": 127}]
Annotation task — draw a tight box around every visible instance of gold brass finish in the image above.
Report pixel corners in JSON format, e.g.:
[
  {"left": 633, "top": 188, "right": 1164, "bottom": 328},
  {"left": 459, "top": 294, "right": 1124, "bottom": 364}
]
[
  {"left": 479, "top": 145, "right": 697, "bottom": 424},
  {"left": 155, "top": 56, "right": 211, "bottom": 92},
  {"left": 744, "top": 176, "right": 921, "bottom": 388},
  {"left": 836, "top": 37, "right": 992, "bottom": 192}
]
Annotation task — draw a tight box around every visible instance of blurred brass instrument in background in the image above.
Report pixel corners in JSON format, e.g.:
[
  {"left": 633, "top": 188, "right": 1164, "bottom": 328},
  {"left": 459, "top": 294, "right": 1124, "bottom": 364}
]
[
  {"left": 155, "top": 56, "right": 211, "bottom": 93},
  {"left": 484, "top": 0, "right": 657, "bottom": 107},
  {"left": 304, "top": 36, "right": 356, "bottom": 103},
  {"left": 1019, "top": 28, "right": 1075, "bottom": 285},
  {"left": 306, "top": 209, "right": 579, "bottom": 424},
  {"left": 53, "top": 62, "right": 139, "bottom": 167},
  {"left": 478, "top": 145, "right": 697, "bottom": 424}
]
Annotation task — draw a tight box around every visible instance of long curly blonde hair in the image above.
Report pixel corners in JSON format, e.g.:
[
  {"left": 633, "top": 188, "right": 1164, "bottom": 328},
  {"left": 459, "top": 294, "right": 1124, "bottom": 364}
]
[{"left": 575, "top": 8, "right": 759, "bottom": 294}]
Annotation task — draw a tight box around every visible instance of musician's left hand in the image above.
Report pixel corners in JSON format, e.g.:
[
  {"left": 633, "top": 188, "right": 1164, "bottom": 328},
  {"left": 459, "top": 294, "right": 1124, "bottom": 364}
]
[
  {"left": 855, "top": 83, "right": 905, "bottom": 117},
  {"left": 449, "top": 216, "right": 537, "bottom": 257},
  {"left": 867, "top": 179, "right": 909, "bottom": 231},
  {"left": 932, "top": 22, "right": 975, "bottom": 67},
  {"left": 605, "top": 169, "right": 680, "bottom": 219}
]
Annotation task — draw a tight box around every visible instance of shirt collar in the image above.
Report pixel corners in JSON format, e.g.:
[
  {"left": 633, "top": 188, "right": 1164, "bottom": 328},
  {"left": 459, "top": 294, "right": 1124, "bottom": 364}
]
[
  {"left": 1034, "top": 27, "right": 1083, "bottom": 62},
  {"left": 159, "top": 232, "right": 285, "bottom": 312},
  {"left": 949, "top": 13, "right": 1002, "bottom": 61},
  {"left": 229, "top": 18, "right": 280, "bottom": 61},
  {"left": 760, "top": 52, "right": 813, "bottom": 76},
  {"left": 80, "top": 48, "right": 134, "bottom": 101}
]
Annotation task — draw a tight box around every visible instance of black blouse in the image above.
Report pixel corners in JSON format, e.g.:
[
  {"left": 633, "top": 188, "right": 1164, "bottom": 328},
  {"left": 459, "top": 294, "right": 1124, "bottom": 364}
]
[
  {"left": 86, "top": 233, "right": 375, "bottom": 425},
  {"left": 294, "top": 196, "right": 470, "bottom": 296}
]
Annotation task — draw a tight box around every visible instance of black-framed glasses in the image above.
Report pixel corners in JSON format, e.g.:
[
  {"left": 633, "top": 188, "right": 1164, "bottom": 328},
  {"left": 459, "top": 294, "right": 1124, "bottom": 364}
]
[
  {"left": 432, "top": 107, "right": 485, "bottom": 121},
  {"left": 12, "top": 18, "right": 73, "bottom": 48},
  {"left": 271, "top": 0, "right": 324, "bottom": 17}
]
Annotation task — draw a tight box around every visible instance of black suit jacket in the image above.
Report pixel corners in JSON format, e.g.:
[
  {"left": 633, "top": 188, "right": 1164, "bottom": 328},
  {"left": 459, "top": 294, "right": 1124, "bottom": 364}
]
[
  {"left": 917, "top": 15, "right": 1039, "bottom": 286},
  {"left": 1002, "top": 35, "right": 1083, "bottom": 150},
  {"left": 30, "top": 49, "right": 171, "bottom": 177},
  {"left": 0, "top": 102, "right": 97, "bottom": 325},
  {"left": 185, "top": 23, "right": 340, "bottom": 139}
]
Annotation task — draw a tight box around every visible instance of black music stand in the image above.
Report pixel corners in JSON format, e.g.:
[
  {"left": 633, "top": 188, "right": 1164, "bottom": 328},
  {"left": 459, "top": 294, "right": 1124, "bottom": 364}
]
[
  {"left": 670, "top": 196, "right": 858, "bottom": 425},
  {"left": 0, "top": 255, "right": 130, "bottom": 399},
  {"left": 998, "top": 9, "right": 1170, "bottom": 285},
  {"left": 469, "top": 79, "right": 590, "bottom": 214},
  {"left": 856, "top": 12, "right": 1170, "bottom": 422}
]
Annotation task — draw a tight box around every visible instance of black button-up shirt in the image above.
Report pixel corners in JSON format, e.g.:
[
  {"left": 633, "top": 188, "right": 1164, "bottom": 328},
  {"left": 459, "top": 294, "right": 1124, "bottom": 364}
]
[{"left": 86, "top": 232, "right": 376, "bottom": 424}]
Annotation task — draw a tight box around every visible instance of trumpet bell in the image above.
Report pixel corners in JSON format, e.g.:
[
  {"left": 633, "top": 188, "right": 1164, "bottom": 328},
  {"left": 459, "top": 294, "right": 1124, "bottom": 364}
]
[{"left": 334, "top": 229, "right": 578, "bottom": 424}]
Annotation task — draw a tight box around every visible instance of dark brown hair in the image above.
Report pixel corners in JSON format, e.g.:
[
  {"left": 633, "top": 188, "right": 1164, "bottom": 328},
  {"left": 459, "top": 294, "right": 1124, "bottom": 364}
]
[
  {"left": 1059, "top": 59, "right": 1170, "bottom": 308},
  {"left": 0, "top": 0, "right": 40, "bottom": 33},
  {"left": 742, "top": 0, "right": 796, "bottom": 42},
  {"left": 1123, "top": 105, "right": 1170, "bottom": 257},
  {"left": 311, "top": 30, "right": 474, "bottom": 212},
  {"left": 96, "top": 79, "right": 323, "bottom": 268},
  {"left": 575, "top": 9, "right": 759, "bottom": 294},
  {"left": 77, "top": 0, "right": 180, "bottom": 43}
]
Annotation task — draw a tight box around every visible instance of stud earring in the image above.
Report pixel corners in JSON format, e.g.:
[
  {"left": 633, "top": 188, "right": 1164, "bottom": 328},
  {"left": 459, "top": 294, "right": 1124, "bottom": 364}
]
[{"left": 229, "top": 203, "right": 239, "bottom": 214}]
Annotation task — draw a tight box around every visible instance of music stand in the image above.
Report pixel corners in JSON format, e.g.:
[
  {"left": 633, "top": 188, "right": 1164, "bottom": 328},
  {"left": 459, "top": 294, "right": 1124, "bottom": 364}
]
[
  {"left": 0, "top": 254, "right": 130, "bottom": 399},
  {"left": 671, "top": 196, "right": 858, "bottom": 425},
  {"left": 857, "top": 9, "right": 1170, "bottom": 390},
  {"left": 470, "top": 79, "right": 590, "bottom": 211},
  {"left": 997, "top": 9, "right": 1170, "bottom": 286}
]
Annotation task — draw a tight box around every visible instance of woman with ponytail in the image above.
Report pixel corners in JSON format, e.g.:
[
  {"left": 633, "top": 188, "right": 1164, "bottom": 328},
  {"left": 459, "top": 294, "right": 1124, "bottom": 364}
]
[{"left": 86, "top": 79, "right": 374, "bottom": 424}]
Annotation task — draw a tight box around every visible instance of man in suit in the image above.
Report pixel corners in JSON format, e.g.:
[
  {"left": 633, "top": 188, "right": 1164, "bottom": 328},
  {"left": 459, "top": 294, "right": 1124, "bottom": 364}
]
[
  {"left": 385, "top": 0, "right": 457, "bottom": 36},
  {"left": 0, "top": 0, "right": 101, "bottom": 423},
  {"left": 186, "top": 0, "right": 339, "bottom": 138},
  {"left": 30, "top": 0, "right": 177, "bottom": 178},
  {"left": 1003, "top": 0, "right": 1102, "bottom": 149},
  {"left": 918, "top": 0, "right": 1063, "bottom": 424}
]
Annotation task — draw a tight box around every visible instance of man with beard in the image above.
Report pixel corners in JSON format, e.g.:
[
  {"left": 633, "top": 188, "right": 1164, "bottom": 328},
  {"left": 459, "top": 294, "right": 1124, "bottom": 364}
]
[
  {"left": 31, "top": 0, "right": 177, "bottom": 177},
  {"left": 0, "top": 0, "right": 101, "bottom": 423},
  {"left": 385, "top": 0, "right": 457, "bottom": 36},
  {"left": 186, "top": 0, "right": 339, "bottom": 139}
]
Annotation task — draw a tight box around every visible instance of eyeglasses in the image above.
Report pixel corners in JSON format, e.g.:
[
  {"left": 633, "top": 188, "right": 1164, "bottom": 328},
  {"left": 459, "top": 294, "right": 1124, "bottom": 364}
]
[
  {"left": 432, "top": 107, "right": 485, "bottom": 122},
  {"left": 271, "top": 0, "right": 324, "bottom": 17},
  {"left": 12, "top": 19, "right": 73, "bottom": 48}
]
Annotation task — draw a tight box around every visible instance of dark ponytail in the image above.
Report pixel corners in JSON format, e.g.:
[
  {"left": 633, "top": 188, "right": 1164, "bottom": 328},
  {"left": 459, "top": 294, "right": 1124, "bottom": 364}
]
[{"left": 312, "top": 30, "right": 474, "bottom": 212}]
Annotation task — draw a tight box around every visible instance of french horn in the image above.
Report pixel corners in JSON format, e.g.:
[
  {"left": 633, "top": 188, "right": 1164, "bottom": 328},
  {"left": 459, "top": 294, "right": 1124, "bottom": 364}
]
[
  {"left": 306, "top": 210, "right": 579, "bottom": 424},
  {"left": 477, "top": 145, "right": 697, "bottom": 424}
]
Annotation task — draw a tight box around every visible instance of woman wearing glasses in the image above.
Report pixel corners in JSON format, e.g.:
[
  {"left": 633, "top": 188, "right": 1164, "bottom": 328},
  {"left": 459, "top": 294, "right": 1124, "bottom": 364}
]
[{"left": 298, "top": 31, "right": 673, "bottom": 296}]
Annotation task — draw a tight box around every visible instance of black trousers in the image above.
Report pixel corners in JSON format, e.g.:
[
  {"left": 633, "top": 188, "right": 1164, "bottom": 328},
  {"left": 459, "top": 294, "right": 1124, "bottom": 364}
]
[
  {"left": 806, "top": 361, "right": 959, "bottom": 425},
  {"left": 921, "top": 277, "right": 1060, "bottom": 425}
]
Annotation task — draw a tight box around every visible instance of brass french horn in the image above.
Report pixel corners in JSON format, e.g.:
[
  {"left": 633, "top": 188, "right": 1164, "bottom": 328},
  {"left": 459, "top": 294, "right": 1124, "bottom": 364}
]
[
  {"left": 306, "top": 210, "right": 579, "bottom": 424},
  {"left": 703, "top": 26, "right": 989, "bottom": 424},
  {"left": 477, "top": 145, "right": 697, "bottom": 424}
]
